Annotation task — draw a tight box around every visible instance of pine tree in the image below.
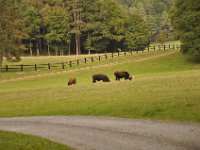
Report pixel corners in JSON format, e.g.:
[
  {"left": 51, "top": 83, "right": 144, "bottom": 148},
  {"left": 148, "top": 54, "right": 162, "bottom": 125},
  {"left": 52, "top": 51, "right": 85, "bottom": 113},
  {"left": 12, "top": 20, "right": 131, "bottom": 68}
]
[
  {"left": 125, "top": 14, "right": 150, "bottom": 51},
  {"left": 171, "top": 0, "right": 200, "bottom": 56},
  {"left": 44, "top": 4, "right": 70, "bottom": 56}
]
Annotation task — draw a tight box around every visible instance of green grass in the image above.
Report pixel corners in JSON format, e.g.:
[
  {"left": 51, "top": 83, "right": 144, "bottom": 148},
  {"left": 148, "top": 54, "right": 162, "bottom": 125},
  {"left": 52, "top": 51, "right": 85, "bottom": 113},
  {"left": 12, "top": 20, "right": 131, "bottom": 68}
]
[
  {"left": 2, "top": 55, "right": 91, "bottom": 65},
  {"left": 0, "top": 50, "right": 200, "bottom": 122},
  {"left": 0, "top": 130, "right": 72, "bottom": 150},
  {"left": 0, "top": 50, "right": 171, "bottom": 80}
]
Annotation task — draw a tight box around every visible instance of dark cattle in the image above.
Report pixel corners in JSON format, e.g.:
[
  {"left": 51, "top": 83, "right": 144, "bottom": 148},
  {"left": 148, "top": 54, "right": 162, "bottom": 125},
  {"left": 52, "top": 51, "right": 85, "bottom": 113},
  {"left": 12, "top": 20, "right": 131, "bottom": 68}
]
[
  {"left": 68, "top": 78, "right": 77, "bottom": 85},
  {"left": 92, "top": 74, "right": 110, "bottom": 83},
  {"left": 114, "top": 71, "right": 132, "bottom": 81}
]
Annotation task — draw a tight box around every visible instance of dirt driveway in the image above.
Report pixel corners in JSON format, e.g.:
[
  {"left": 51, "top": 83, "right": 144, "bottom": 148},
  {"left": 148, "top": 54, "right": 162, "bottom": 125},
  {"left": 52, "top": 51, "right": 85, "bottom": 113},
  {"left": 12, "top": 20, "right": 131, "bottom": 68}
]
[{"left": 0, "top": 116, "right": 199, "bottom": 150}]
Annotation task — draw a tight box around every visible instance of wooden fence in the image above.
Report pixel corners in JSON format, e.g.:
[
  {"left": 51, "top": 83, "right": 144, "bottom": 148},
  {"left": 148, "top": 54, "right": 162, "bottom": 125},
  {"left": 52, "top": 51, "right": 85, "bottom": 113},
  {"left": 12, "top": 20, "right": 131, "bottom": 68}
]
[{"left": 1, "top": 44, "right": 180, "bottom": 72}]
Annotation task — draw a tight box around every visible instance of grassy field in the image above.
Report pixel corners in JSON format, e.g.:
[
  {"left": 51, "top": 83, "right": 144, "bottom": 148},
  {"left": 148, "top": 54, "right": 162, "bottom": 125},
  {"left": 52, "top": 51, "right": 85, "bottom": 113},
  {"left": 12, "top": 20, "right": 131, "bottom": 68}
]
[
  {"left": 2, "top": 55, "right": 91, "bottom": 65},
  {"left": 0, "top": 49, "right": 200, "bottom": 122},
  {"left": 0, "top": 50, "right": 173, "bottom": 80},
  {"left": 0, "top": 130, "right": 72, "bottom": 150}
]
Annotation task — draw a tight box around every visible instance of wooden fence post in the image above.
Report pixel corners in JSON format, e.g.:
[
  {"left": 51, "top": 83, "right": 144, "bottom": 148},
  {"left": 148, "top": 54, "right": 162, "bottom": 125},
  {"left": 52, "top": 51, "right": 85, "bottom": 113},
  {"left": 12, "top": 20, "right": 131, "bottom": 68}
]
[
  {"left": 118, "top": 52, "right": 120, "bottom": 56},
  {"left": 84, "top": 58, "right": 87, "bottom": 63},
  {"left": 98, "top": 56, "right": 101, "bottom": 61},
  {"left": 35, "top": 64, "right": 37, "bottom": 71},
  {"left": 62, "top": 62, "right": 64, "bottom": 69},
  {"left": 77, "top": 59, "right": 79, "bottom": 65},
  {"left": 164, "top": 45, "right": 166, "bottom": 50},
  {"left": 48, "top": 63, "right": 51, "bottom": 69},
  {"left": 112, "top": 53, "right": 114, "bottom": 58},
  {"left": 20, "top": 64, "right": 23, "bottom": 71},
  {"left": 169, "top": 44, "right": 171, "bottom": 50},
  {"left": 69, "top": 61, "right": 72, "bottom": 67},
  {"left": 6, "top": 65, "right": 8, "bottom": 72},
  {"left": 154, "top": 45, "right": 156, "bottom": 51}
]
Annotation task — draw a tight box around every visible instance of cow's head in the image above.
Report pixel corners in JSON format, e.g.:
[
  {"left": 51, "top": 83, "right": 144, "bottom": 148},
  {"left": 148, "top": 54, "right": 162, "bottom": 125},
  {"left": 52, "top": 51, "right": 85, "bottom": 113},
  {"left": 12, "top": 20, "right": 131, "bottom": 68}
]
[{"left": 129, "top": 76, "right": 132, "bottom": 80}]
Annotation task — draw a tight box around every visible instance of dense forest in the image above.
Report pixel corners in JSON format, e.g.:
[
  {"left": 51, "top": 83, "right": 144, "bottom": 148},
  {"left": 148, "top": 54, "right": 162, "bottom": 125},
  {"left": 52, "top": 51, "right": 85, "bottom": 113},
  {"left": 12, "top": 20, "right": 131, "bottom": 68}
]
[{"left": 0, "top": 0, "right": 174, "bottom": 59}]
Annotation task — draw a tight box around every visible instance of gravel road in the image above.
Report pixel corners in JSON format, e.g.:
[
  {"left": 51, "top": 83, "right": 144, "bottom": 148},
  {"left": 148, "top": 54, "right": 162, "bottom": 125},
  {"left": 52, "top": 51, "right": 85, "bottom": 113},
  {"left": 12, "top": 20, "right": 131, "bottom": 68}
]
[{"left": 0, "top": 116, "right": 200, "bottom": 150}]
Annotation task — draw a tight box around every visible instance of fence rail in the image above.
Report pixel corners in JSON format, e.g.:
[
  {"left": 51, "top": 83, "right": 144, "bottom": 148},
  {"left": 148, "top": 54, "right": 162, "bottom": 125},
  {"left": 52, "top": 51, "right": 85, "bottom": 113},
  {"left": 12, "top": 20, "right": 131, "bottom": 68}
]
[{"left": 1, "top": 44, "right": 180, "bottom": 72}]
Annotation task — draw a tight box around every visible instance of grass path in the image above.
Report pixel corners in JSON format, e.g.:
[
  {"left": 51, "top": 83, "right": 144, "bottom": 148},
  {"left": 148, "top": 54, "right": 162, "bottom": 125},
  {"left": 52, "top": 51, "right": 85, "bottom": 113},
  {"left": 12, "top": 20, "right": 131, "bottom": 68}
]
[{"left": 0, "top": 50, "right": 178, "bottom": 83}]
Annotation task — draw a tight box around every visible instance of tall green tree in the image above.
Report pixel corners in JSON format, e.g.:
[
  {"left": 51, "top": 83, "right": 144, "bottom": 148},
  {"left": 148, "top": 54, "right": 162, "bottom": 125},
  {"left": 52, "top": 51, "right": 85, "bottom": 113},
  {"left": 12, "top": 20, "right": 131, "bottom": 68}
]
[
  {"left": 125, "top": 14, "right": 150, "bottom": 51},
  {"left": 21, "top": 0, "right": 46, "bottom": 56},
  {"left": 82, "top": 0, "right": 126, "bottom": 52},
  {"left": 22, "top": 6, "right": 42, "bottom": 56},
  {"left": 171, "top": 0, "right": 200, "bottom": 56},
  {"left": 0, "top": 0, "right": 26, "bottom": 70},
  {"left": 156, "top": 29, "right": 167, "bottom": 44},
  {"left": 45, "top": 5, "right": 71, "bottom": 56},
  {"left": 119, "top": 0, "right": 173, "bottom": 42}
]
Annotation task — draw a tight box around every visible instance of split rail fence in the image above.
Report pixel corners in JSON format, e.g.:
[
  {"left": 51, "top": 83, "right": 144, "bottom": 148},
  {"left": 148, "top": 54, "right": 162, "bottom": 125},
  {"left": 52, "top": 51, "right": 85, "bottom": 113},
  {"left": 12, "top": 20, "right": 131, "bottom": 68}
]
[{"left": 1, "top": 44, "right": 180, "bottom": 72}]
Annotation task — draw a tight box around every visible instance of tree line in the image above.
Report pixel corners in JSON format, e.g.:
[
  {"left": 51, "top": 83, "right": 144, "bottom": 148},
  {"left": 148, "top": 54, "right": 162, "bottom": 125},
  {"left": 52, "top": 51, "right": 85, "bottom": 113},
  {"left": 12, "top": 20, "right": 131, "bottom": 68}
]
[
  {"left": 1, "top": 0, "right": 199, "bottom": 69},
  {"left": 0, "top": 0, "right": 174, "bottom": 58}
]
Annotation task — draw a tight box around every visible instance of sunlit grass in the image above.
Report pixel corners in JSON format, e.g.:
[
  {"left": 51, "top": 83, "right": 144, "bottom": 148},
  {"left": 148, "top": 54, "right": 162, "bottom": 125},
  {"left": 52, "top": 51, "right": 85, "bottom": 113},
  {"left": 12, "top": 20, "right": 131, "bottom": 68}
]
[
  {"left": 0, "top": 50, "right": 200, "bottom": 122},
  {"left": 0, "top": 130, "right": 72, "bottom": 150},
  {"left": 0, "top": 50, "right": 173, "bottom": 80}
]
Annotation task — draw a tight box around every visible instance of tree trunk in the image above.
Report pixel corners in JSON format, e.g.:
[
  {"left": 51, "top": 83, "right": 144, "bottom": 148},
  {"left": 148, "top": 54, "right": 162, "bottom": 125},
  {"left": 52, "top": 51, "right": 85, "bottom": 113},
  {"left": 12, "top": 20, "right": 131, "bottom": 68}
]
[
  {"left": 72, "top": 0, "right": 81, "bottom": 55},
  {"left": 42, "top": 26, "right": 47, "bottom": 53},
  {"left": 39, "top": 38, "right": 43, "bottom": 55},
  {"left": 60, "top": 50, "right": 63, "bottom": 56},
  {"left": 29, "top": 39, "right": 33, "bottom": 56},
  {"left": 37, "top": 47, "right": 40, "bottom": 56},
  {"left": 0, "top": 51, "right": 3, "bottom": 72},
  {"left": 36, "top": 39, "right": 40, "bottom": 56},
  {"left": 55, "top": 47, "right": 58, "bottom": 56},
  {"left": 47, "top": 44, "right": 50, "bottom": 56},
  {"left": 75, "top": 33, "right": 81, "bottom": 55},
  {"left": 68, "top": 42, "right": 71, "bottom": 55}
]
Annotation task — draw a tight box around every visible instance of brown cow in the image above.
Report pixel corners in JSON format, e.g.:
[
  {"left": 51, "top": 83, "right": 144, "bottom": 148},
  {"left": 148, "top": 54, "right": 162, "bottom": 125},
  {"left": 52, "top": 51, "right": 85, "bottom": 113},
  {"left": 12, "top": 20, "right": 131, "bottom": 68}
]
[
  {"left": 68, "top": 78, "right": 77, "bottom": 85},
  {"left": 92, "top": 74, "right": 110, "bottom": 83},
  {"left": 114, "top": 71, "right": 132, "bottom": 81}
]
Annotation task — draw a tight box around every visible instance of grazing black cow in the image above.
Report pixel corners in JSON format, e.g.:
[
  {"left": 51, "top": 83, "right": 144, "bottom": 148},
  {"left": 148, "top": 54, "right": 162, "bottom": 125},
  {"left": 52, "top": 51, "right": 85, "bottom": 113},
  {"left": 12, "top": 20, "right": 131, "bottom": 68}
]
[
  {"left": 114, "top": 71, "right": 132, "bottom": 81},
  {"left": 68, "top": 78, "right": 77, "bottom": 85},
  {"left": 92, "top": 74, "right": 110, "bottom": 83}
]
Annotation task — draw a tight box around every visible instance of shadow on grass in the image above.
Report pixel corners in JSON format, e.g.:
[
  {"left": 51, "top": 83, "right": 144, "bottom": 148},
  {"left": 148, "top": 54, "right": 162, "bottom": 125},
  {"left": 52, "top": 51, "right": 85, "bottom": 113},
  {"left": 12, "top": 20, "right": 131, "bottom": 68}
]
[{"left": 186, "top": 55, "right": 200, "bottom": 63}]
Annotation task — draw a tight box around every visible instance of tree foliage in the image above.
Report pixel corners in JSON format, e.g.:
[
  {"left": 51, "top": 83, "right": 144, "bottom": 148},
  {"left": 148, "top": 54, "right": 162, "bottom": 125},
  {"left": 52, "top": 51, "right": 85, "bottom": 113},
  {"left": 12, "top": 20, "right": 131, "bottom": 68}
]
[
  {"left": 0, "top": 0, "right": 170, "bottom": 67},
  {"left": 0, "top": 0, "right": 26, "bottom": 64},
  {"left": 125, "top": 15, "right": 150, "bottom": 50},
  {"left": 82, "top": 0, "right": 128, "bottom": 52},
  {"left": 171, "top": 0, "right": 200, "bottom": 56},
  {"left": 44, "top": 4, "right": 71, "bottom": 54},
  {"left": 119, "top": 0, "right": 174, "bottom": 42}
]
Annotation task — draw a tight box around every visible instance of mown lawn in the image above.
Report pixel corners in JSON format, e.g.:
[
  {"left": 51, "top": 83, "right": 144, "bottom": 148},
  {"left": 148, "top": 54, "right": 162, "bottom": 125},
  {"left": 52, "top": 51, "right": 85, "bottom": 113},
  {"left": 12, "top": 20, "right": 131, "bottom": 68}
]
[
  {"left": 0, "top": 50, "right": 200, "bottom": 122},
  {"left": 0, "top": 50, "right": 166, "bottom": 80},
  {"left": 0, "top": 130, "right": 72, "bottom": 150}
]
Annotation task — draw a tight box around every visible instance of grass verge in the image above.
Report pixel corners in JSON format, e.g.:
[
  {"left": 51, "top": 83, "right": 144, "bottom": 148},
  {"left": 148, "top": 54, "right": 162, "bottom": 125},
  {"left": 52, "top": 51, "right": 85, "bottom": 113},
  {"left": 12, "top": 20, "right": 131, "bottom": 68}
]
[{"left": 0, "top": 130, "right": 72, "bottom": 150}]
